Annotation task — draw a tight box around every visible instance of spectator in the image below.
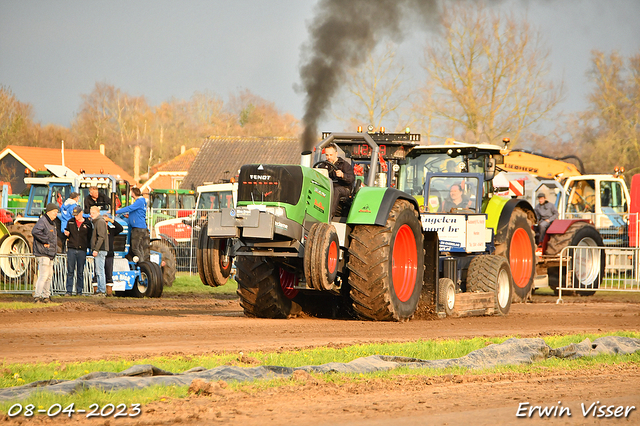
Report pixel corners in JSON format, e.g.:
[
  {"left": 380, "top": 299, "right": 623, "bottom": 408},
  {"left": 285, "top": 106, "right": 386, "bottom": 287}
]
[
  {"left": 84, "top": 186, "right": 110, "bottom": 214},
  {"left": 60, "top": 192, "right": 80, "bottom": 232},
  {"left": 63, "top": 206, "right": 92, "bottom": 296},
  {"left": 317, "top": 143, "right": 355, "bottom": 218},
  {"left": 116, "top": 187, "right": 149, "bottom": 262},
  {"left": 90, "top": 205, "right": 108, "bottom": 296},
  {"left": 535, "top": 192, "right": 558, "bottom": 244},
  {"left": 443, "top": 183, "right": 473, "bottom": 212},
  {"left": 31, "top": 203, "right": 59, "bottom": 303},
  {"left": 104, "top": 215, "right": 124, "bottom": 296}
]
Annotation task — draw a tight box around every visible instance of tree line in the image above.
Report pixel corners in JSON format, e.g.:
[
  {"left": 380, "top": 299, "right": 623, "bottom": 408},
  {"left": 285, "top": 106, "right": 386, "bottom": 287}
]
[{"left": 0, "top": 85, "right": 300, "bottom": 180}]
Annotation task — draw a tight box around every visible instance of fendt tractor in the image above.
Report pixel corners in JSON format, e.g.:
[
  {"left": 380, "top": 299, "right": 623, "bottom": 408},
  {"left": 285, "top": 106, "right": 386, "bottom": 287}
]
[
  {"left": 206, "top": 130, "right": 518, "bottom": 321},
  {"left": 0, "top": 165, "right": 175, "bottom": 296}
]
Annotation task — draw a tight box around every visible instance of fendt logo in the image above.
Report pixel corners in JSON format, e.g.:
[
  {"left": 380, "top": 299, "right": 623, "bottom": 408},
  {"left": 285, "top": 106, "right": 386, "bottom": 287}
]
[{"left": 250, "top": 174, "right": 271, "bottom": 180}]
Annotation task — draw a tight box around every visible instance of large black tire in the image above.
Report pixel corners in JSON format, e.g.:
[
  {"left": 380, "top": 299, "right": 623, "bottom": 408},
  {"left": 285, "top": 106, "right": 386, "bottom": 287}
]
[
  {"left": 130, "top": 261, "right": 159, "bottom": 298},
  {"left": 467, "top": 255, "right": 513, "bottom": 316},
  {"left": 546, "top": 222, "right": 605, "bottom": 296},
  {"left": 150, "top": 240, "right": 176, "bottom": 288},
  {"left": 495, "top": 208, "right": 535, "bottom": 302},
  {"left": 304, "top": 223, "right": 339, "bottom": 291},
  {"left": 207, "top": 237, "right": 233, "bottom": 286},
  {"left": 438, "top": 278, "right": 456, "bottom": 317},
  {"left": 196, "top": 223, "right": 211, "bottom": 287},
  {"left": 236, "top": 256, "right": 302, "bottom": 318},
  {"left": 150, "top": 261, "right": 164, "bottom": 298},
  {"left": 347, "top": 199, "right": 424, "bottom": 321}
]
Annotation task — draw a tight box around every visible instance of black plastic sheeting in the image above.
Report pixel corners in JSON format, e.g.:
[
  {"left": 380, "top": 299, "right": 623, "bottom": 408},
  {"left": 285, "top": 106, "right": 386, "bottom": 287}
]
[{"left": 2, "top": 336, "right": 639, "bottom": 402}]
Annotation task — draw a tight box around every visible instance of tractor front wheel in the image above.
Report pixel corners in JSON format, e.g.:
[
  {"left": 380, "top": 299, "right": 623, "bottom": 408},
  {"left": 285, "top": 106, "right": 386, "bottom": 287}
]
[
  {"left": 467, "top": 255, "right": 513, "bottom": 316},
  {"left": 347, "top": 199, "right": 424, "bottom": 321}
]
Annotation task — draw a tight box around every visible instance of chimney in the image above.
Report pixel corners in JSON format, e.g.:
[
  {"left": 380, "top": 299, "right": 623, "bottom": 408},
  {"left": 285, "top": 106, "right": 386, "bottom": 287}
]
[
  {"left": 99, "top": 144, "right": 105, "bottom": 155},
  {"left": 180, "top": 145, "right": 185, "bottom": 155}
]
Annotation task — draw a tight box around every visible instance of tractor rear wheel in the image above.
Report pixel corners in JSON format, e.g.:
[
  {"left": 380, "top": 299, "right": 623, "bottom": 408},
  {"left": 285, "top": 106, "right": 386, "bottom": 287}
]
[
  {"left": 236, "top": 256, "right": 302, "bottom": 318},
  {"left": 467, "top": 255, "right": 513, "bottom": 315},
  {"left": 150, "top": 240, "right": 176, "bottom": 288},
  {"left": 495, "top": 208, "right": 535, "bottom": 302},
  {"left": 347, "top": 199, "right": 424, "bottom": 321},
  {"left": 546, "top": 222, "right": 604, "bottom": 296}
]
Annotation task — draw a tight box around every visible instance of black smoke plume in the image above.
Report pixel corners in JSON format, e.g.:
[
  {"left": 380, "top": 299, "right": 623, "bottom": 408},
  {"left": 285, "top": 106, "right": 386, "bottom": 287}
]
[{"left": 298, "top": 0, "right": 441, "bottom": 150}]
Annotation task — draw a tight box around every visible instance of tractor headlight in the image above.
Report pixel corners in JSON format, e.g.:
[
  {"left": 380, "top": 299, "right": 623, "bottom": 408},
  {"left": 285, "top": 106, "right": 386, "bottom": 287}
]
[{"left": 133, "top": 256, "right": 140, "bottom": 263}]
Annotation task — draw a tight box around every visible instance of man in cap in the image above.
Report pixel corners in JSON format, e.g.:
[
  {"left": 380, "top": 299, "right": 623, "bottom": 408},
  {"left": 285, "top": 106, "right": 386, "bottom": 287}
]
[
  {"left": 535, "top": 192, "right": 558, "bottom": 244},
  {"left": 90, "top": 205, "right": 109, "bottom": 296},
  {"left": 31, "top": 203, "right": 59, "bottom": 303},
  {"left": 63, "top": 205, "right": 92, "bottom": 296}
]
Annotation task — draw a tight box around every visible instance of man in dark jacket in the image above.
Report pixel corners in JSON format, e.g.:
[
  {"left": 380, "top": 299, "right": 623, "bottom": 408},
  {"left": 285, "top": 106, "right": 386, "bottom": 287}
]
[
  {"left": 90, "top": 206, "right": 109, "bottom": 296},
  {"left": 104, "top": 215, "right": 123, "bottom": 296},
  {"left": 84, "top": 186, "right": 110, "bottom": 214},
  {"left": 318, "top": 143, "right": 355, "bottom": 218},
  {"left": 535, "top": 192, "right": 559, "bottom": 244},
  {"left": 63, "top": 205, "right": 92, "bottom": 296},
  {"left": 31, "top": 203, "right": 59, "bottom": 303}
]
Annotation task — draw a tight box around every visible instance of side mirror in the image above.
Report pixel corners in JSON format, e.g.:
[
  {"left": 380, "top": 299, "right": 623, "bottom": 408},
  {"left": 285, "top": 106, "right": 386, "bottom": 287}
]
[{"left": 484, "top": 158, "right": 496, "bottom": 181}]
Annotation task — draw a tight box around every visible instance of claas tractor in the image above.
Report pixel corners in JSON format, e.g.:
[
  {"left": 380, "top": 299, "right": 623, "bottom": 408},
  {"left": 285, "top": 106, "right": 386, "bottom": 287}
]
[{"left": 206, "top": 131, "right": 514, "bottom": 320}]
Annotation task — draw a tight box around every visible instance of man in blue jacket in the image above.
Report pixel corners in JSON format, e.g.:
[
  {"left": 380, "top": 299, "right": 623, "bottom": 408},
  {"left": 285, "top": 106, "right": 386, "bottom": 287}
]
[
  {"left": 32, "top": 203, "right": 59, "bottom": 303},
  {"left": 116, "top": 187, "right": 149, "bottom": 262}
]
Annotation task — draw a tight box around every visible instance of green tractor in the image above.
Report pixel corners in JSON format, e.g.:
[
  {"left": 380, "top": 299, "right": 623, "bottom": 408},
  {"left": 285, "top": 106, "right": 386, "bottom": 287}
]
[
  {"left": 207, "top": 131, "right": 519, "bottom": 320},
  {"left": 148, "top": 188, "right": 197, "bottom": 227}
]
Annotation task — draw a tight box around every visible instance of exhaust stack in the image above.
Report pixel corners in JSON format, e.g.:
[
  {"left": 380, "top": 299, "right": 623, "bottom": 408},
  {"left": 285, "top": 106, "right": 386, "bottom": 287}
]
[{"left": 301, "top": 151, "right": 312, "bottom": 168}]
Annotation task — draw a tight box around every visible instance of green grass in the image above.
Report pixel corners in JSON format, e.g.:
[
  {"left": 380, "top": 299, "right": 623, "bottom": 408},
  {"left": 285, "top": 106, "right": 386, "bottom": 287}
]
[
  {"left": 0, "top": 301, "right": 61, "bottom": 311},
  {"left": 163, "top": 273, "right": 238, "bottom": 295},
  {"left": 1, "top": 332, "right": 638, "bottom": 414}
]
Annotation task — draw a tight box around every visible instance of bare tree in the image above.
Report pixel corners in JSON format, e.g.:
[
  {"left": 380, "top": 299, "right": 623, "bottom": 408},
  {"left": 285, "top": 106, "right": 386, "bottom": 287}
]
[
  {"left": 0, "top": 86, "right": 34, "bottom": 148},
  {"left": 418, "top": 3, "right": 564, "bottom": 145},
  {"left": 577, "top": 50, "right": 640, "bottom": 174},
  {"left": 336, "top": 43, "right": 410, "bottom": 131}
]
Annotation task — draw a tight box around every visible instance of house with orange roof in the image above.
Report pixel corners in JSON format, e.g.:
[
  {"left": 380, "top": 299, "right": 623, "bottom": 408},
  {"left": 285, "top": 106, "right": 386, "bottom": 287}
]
[
  {"left": 0, "top": 145, "right": 135, "bottom": 194},
  {"left": 140, "top": 147, "right": 199, "bottom": 194}
]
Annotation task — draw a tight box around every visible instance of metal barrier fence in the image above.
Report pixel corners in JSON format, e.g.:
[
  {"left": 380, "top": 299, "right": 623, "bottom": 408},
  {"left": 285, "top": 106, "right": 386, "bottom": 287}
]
[
  {"left": 148, "top": 208, "right": 215, "bottom": 274},
  {"left": 0, "top": 254, "right": 96, "bottom": 295},
  {"left": 557, "top": 245, "right": 640, "bottom": 301}
]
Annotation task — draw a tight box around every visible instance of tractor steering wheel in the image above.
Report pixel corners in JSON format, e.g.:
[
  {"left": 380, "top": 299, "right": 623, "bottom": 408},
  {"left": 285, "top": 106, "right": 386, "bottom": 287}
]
[{"left": 313, "top": 160, "right": 338, "bottom": 173}]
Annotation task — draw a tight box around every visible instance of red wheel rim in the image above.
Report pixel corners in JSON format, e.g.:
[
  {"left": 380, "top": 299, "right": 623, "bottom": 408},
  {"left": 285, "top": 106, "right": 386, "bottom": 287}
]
[
  {"left": 510, "top": 228, "right": 533, "bottom": 288},
  {"left": 392, "top": 224, "right": 418, "bottom": 302},
  {"left": 327, "top": 240, "right": 338, "bottom": 274},
  {"left": 279, "top": 268, "right": 299, "bottom": 299}
]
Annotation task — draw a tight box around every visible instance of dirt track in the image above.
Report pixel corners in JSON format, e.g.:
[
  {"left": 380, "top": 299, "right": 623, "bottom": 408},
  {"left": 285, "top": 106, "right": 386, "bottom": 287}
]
[{"left": 1, "top": 292, "right": 639, "bottom": 425}]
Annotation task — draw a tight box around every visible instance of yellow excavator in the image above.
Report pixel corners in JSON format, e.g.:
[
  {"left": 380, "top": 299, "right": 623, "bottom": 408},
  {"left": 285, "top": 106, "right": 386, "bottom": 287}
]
[{"left": 502, "top": 149, "right": 584, "bottom": 181}]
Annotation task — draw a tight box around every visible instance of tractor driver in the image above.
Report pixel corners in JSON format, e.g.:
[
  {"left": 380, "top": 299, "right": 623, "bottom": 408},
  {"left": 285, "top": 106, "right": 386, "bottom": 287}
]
[
  {"left": 319, "top": 143, "right": 355, "bottom": 219},
  {"left": 443, "top": 183, "right": 473, "bottom": 212},
  {"left": 84, "top": 186, "right": 110, "bottom": 214}
]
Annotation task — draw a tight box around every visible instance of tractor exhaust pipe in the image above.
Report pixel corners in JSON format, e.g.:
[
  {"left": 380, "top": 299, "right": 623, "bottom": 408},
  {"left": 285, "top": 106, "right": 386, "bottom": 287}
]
[{"left": 301, "top": 151, "right": 312, "bottom": 168}]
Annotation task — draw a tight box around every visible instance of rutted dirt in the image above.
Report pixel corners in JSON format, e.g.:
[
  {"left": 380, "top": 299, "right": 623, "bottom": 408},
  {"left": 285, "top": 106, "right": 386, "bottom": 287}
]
[{"left": 1, "top": 292, "right": 639, "bottom": 425}]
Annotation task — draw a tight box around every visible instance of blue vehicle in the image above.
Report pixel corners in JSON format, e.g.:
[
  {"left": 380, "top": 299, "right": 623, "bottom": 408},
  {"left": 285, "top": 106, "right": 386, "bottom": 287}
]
[{"left": 1, "top": 165, "right": 174, "bottom": 296}]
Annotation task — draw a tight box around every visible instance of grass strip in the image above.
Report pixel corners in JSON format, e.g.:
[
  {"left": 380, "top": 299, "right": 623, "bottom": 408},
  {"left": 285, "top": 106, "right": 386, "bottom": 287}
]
[
  {"left": 2, "top": 331, "right": 638, "bottom": 389},
  {"left": 1, "top": 354, "right": 637, "bottom": 415}
]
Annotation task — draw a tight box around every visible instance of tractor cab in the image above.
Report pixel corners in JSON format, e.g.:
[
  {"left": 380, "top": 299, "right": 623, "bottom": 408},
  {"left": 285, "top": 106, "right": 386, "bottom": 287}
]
[
  {"left": 397, "top": 141, "right": 503, "bottom": 212},
  {"left": 315, "top": 128, "right": 421, "bottom": 218}
]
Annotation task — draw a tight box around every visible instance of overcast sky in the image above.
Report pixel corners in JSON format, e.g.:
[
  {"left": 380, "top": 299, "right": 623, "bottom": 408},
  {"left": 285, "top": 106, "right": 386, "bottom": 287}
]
[{"left": 1, "top": 0, "right": 639, "bottom": 132}]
